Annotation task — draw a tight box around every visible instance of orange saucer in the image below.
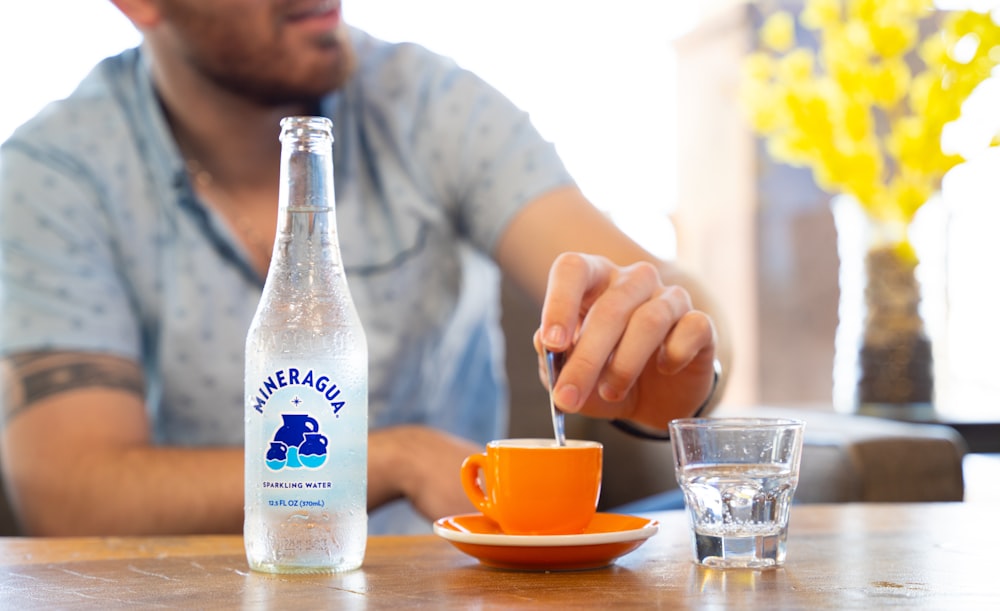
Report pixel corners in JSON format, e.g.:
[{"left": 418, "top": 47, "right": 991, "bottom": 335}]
[{"left": 432, "top": 512, "right": 659, "bottom": 571}]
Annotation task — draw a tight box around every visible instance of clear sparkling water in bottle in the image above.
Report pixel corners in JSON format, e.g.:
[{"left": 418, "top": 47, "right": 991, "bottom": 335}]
[{"left": 244, "top": 116, "right": 368, "bottom": 574}]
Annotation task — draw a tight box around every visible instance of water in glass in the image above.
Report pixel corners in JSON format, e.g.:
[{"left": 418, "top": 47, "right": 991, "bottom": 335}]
[{"left": 678, "top": 462, "right": 797, "bottom": 568}]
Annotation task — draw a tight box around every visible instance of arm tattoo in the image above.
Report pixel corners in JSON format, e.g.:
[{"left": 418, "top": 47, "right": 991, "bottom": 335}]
[{"left": 0, "top": 351, "right": 145, "bottom": 425}]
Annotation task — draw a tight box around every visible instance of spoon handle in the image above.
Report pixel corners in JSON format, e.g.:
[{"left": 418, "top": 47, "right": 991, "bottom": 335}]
[{"left": 545, "top": 349, "right": 567, "bottom": 447}]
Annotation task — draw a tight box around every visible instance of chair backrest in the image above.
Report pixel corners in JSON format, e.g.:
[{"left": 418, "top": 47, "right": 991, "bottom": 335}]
[{"left": 0, "top": 456, "right": 21, "bottom": 535}]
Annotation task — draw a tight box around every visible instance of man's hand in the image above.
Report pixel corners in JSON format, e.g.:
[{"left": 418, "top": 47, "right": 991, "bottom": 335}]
[
  {"left": 495, "top": 185, "right": 728, "bottom": 431},
  {"left": 535, "top": 253, "right": 718, "bottom": 430},
  {"left": 367, "top": 425, "right": 478, "bottom": 522}
]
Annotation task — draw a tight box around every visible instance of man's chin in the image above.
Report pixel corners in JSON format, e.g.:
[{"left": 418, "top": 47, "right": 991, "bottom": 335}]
[
  {"left": 244, "top": 66, "right": 354, "bottom": 106},
  {"left": 251, "top": 46, "right": 355, "bottom": 104}
]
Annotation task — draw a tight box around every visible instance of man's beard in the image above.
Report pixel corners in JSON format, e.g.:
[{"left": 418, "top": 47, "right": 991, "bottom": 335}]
[{"left": 197, "top": 34, "right": 357, "bottom": 107}]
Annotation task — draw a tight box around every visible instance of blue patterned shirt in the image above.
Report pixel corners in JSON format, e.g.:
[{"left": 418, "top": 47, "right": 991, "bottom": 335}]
[{"left": 0, "top": 28, "right": 574, "bottom": 532}]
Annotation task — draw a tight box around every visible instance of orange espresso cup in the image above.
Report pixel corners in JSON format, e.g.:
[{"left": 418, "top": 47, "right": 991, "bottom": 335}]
[{"left": 460, "top": 438, "right": 603, "bottom": 535}]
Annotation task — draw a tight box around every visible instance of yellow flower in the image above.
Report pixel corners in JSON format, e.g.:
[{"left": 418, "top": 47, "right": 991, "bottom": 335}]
[
  {"left": 801, "top": 0, "right": 842, "bottom": 30},
  {"left": 743, "top": 83, "right": 785, "bottom": 133},
  {"left": 895, "top": 0, "right": 934, "bottom": 15},
  {"left": 890, "top": 174, "right": 933, "bottom": 219},
  {"left": 869, "top": 57, "right": 911, "bottom": 107},
  {"left": 767, "top": 135, "right": 801, "bottom": 165},
  {"left": 886, "top": 116, "right": 924, "bottom": 165},
  {"left": 847, "top": 0, "right": 879, "bottom": 24},
  {"left": 743, "top": 51, "right": 775, "bottom": 82},
  {"left": 761, "top": 11, "right": 796, "bottom": 52},
  {"left": 843, "top": 99, "right": 873, "bottom": 142},
  {"left": 907, "top": 71, "right": 935, "bottom": 116},
  {"left": 843, "top": 18, "right": 875, "bottom": 57},
  {"left": 740, "top": 0, "right": 1000, "bottom": 229},
  {"left": 868, "top": 21, "right": 919, "bottom": 59},
  {"left": 919, "top": 33, "right": 950, "bottom": 69},
  {"left": 841, "top": 143, "right": 883, "bottom": 196},
  {"left": 777, "top": 48, "right": 816, "bottom": 82}
]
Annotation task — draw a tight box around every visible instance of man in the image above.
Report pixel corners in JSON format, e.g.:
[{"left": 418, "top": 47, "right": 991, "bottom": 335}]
[{"left": 0, "top": 0, "right": 728, "bottom": 536}]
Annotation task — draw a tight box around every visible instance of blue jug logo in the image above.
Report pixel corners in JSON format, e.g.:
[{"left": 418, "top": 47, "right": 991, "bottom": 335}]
[{"left": 265, "top": 411, "right": 329, "bottom": 471}]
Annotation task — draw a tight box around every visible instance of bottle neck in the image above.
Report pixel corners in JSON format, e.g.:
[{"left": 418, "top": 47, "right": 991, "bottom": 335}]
[{"left": 270, "top": 116, "right": 342, "bottom": 275}]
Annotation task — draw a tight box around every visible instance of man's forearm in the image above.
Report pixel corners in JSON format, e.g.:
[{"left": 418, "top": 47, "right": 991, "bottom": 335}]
[
  {"left": 8, "top": 444, "right": 245, "bottom": 537},
  {"left": 1, "top": 354, "right": 247, "bottom": 536},
  {"left": 8, "top": 426, "right": 471, "bottom": 536}
]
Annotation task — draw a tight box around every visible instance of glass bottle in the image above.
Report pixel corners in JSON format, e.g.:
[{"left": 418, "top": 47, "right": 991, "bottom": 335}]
[{"left": 244, "top": 116, "right": 368, "bottom": 573}]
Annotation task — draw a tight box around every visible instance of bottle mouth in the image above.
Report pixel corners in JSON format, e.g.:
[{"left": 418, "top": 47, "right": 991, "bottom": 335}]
[{"left": 280, "top": 116, "right": 334, "bottom": 148}]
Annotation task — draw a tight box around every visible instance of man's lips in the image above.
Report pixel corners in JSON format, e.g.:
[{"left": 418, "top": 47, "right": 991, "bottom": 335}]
[{"left": 285, "top": 0, "right": 341, "bottom": 28}]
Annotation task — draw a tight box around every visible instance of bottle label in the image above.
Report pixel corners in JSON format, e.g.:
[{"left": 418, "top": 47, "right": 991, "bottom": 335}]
[
  {"left": 245, "top": 364, "right": 366, "bottom": 515},
  {"left": 250, "top": 367, "right": 347, "bottom": 415}
]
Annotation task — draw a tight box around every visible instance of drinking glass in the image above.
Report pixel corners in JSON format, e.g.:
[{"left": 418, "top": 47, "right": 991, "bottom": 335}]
[{"left": 669, "top": 418, "right": 805, "bottom": 569}]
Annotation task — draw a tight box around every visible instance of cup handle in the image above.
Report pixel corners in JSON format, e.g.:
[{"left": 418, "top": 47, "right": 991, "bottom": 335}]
[{"left": 460, "top": 453, "right": 494, "bottom": 520}]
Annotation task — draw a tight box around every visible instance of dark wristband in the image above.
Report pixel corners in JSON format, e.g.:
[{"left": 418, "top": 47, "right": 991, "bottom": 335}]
[{"left": 610, "top": 358, "right": 722, "bottom": 441}]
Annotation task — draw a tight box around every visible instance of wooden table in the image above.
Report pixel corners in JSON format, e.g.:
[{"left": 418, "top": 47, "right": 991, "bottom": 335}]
[{"left": 1, "top": 503, "right": 995, "bottom": 609}]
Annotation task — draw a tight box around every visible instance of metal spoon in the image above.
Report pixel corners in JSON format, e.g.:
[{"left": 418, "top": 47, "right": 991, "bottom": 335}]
[{"left": 545, "top": 349, "right": 567, "bottom": 447}]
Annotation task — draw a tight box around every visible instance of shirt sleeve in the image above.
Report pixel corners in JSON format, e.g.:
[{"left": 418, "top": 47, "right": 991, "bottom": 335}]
[
  {"left": 0, "top": 137, "right": 142, "bottom": 360},
  {"left": 407, "top": 53, "right": 578, "bottom": 253}
]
